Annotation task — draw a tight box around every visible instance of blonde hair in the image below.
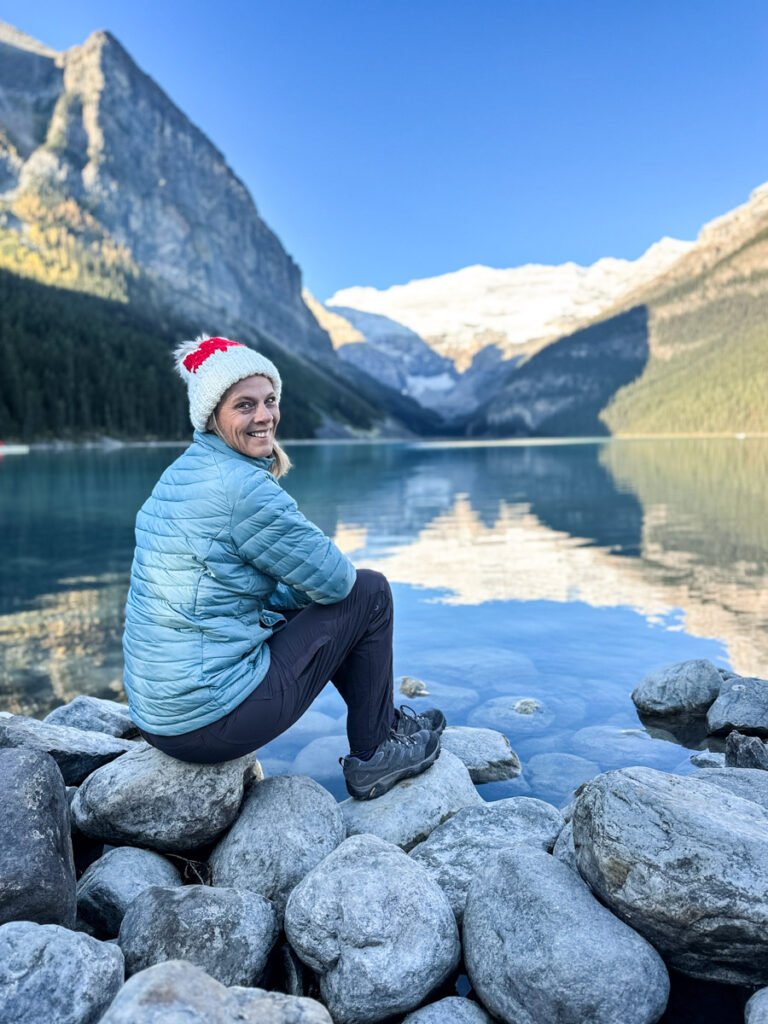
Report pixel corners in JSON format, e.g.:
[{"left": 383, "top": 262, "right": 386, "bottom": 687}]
[{"left": 208, "top": 410, "right": 292, "bottom": 479}]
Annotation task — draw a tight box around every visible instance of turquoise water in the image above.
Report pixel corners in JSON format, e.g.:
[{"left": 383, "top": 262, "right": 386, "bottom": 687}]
[{"left": 2, "top": 437, "right": 767, "bottom": 803}]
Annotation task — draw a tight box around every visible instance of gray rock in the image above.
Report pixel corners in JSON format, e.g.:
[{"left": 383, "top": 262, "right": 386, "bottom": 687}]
[
  {"left": 71, "top": 743, "right": 254, "bottom": 851},
  {"left": 118, "top": 885, "right": 277, "bottom": 986},
  {"left": 573, "top": 766, "right": 768, "bottom": 983},
  {"left": 725, "top": 731, "right": 768, "bottom": 768},
  {"left": 45, "top": 695, "right": 140, "bottom": 739},
  {"left": 209, "top": 775, "right": 345, "bottom": 917},
  {"left": 690, "top": 766, "right": 768, "bottom": 812},
  {"left": 570, "top": 725, "right": 672, "bottom": 770},
  {"left": 707, "top": 676, "right": 768, "bottom": 736},
  {"left": 746, "top": 988, "right": 768, "bottom": 1024},
  {"left": 689, "top": 751, "right": 726, "bottom": 768},
  {"left": 463, "top": 847, "right": 669, "bottom": 1024},
  {"left": 0, "top": 748, "right": 76, "bottom": 927},
  {"left": 98, "top": 960, "right": 331, "bottom": 1023},
  {"left": 631, "top": 659, "right": 722, "bottom": 716},
  {"left": 410, "top": 797, "right": 564, "bottom": 921},
  {"left": 0, "top": 921, "right": 124, "bottom": 1024},
  {"left": 285, "top": 834, "right": 460, "bottom": 1024},
  {"left": 440, "top": 725, "right": 521, "bottom": 783},
  {"left": 552, "top": 819, "right": 579, "bottom": 872},
  {"left": 0, "top": 714, "right": 134, "bottom": 784},
  {"left": 402, "top": 997, "right": 493, "bottom": 1023},
  {"left": 77, "top": 846, "right": 183, "bottom": 937},
  {"left": 525, "top": 751, "right": 600, "bottom": 804},
  {"left": 341, "top": 749, "right": 481, "bottom": 851},
  {"left": 399, "top": 675, "right": 430, "bottom": 697}
]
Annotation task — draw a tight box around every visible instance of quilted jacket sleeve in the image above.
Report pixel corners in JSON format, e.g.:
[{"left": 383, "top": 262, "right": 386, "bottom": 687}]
[
  {"left": 229, "top": 467, "right": 357, "bottom": 605},
  {"left": 265, "top": 582, "right": 312, "bottom": 611}
]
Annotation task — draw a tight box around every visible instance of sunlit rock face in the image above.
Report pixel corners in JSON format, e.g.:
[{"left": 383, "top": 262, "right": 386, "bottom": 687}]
[
  {"left": 0, "top": 20, "right": 331, "bottom": 356},
  {"left": 327, "top": 239, "right": 692, "bottom": 371}
]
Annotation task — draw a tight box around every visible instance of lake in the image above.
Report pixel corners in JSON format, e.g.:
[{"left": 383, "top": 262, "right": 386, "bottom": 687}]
[{"left": 2, "top": 437, "right": 767, "bottom": 805}]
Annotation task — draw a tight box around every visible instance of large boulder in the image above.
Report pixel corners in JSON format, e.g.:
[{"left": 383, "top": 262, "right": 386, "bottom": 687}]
[
  {"left": 44, "top": 696, "right": 140, "bottom": 739},
  {"left": 689, "top": 766, "right": 768, "bottom": 810},
  {"left": 573, "top": 766, "right": 768, "bottom": 983},
  {"left": 0, "top": 715, "right": 134, "bottom": 785},
  {"left": 463, "top": 847, "right": 669, "bottom": 1024},
  {"left": 285, "top": 834, "right": 460, "bottom": 1024},
  {"left": 440, "top": 725, "right": 521, "bottom": 783},
  {"left": 410, "top": 797, "right": 564, "bottom": 922},
  {"left": 0, "top": 921, "right": 124, "bottom": 1024},
  {"left": 71, "top": 743, "right": 255, "bottom": 851},
  {"left": 341, "top": 749, "right": 481, "bottom": 851},
  {"left": 98, "top": 960, "right": 331, "bottom": 1023},
  {"left": 209, "top": 775, "right": 344, "bottom": 917},
  {"left": 707, "top": 677, "right": 768, "bottom": 736},
  {"left": 118, "top": 885, "right": 278, "bottom": 986},
  {"left": 0, "top": 748, "right": 76, "bottom": 927},
  {"left": 631, "top": 659, "right": 722, "bottom": 716},
  {"left": 402, "top": 997, "right": 494, "bottom": 1023},
  {"left": 77, "top": 846, "right": 183, "bottom": 937}
]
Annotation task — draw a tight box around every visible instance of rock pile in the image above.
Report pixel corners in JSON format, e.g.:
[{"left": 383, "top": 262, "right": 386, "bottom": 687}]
[{"left": 1, "top": 664, "right": 767, "bottom": 1023}]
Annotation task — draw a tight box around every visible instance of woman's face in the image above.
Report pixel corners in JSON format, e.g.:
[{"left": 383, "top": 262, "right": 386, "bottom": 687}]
[{"left": 210, "top": 375, "right": 280, "bottom": 458}]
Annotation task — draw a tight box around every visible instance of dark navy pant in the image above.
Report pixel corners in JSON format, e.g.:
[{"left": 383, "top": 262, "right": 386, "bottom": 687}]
[{"left": 140, "top": 569, "right": 396, "bottom": 763}]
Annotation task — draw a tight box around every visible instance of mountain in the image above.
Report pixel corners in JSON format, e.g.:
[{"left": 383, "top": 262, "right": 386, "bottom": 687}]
[
  {"left": 0, "top": 20, "right": 440, "bottom": 441},
  {"left": 326, "top": 238, "right": 693, "bottom": 371}
]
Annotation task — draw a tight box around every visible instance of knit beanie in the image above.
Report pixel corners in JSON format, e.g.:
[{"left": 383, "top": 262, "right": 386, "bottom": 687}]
[{"left": 173, "top": 335, "right": 283, "bottom": 432}]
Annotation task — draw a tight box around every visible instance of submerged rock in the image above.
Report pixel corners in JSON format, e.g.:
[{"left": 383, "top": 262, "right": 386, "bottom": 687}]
[
  {"left": 209, "top": 775, "right": 345, "bottom": 917},
  {"left": 631, "top": 659, "right": 722, "bottom": 717},
  {"left": 707, "top": 676, "right": 768, "bottom": 736},
  {"left": 77, "top": 846, "right": 183, "bottom": 937},
  {"left": 71, "top": 743, "right": 254, "bottom": 852},
  {"left": 573, "top": 766, "right": 768, "bottom": 984},
  {"left": 399, "top": 675, "right": 430, "bottom": 697},
  {"left": 118, "top": 885, "right": 277, "bottom": 986},
  {"left": 285, "top": 834, "right": 460, "bottom": 1024},
  {"left": 44, "top": 696, "right": 140, "bottom": 739},
  {"left": 463, "top": 847, "right": 669, "bottom": 1024},
  {"left": 525, "top": 751, "right": 600, "bottom": 805},
  {"left": 340, "top": 749, "right": 481, "bottom": 851},
  {"left": 0, "top": 748, "right": 76, "bottom": 927},
  {"left": 570, "top": 725, "right": 672, "bottom": 770},
  {"left": 409, "top": 797, "right": 564, "bottom": 922},
  {"left": 440, "top": 725, "right": 521, "bottom": 783},
  {"left": 0, "top": 714, "right": 134, "bottom": 785},
  {"left": 725, "top": 731, "right": 768, "bottom": 769},
  {"left": 0, "top": 921, "right": 124, "bottom": 1024},
  {"left": 98, "top": 960, "right": 331, "bottom": 1023},
  {"left": 402, "top": 997, "right": 493, "bottom": 1023},
  {"left": 468, "top": 694, "right": 555, "bottom": 735}
]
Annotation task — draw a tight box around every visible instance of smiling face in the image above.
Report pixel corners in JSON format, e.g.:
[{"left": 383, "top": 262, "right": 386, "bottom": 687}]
[{"left": 209, "top": 374, "right": 280, "bottom": 458}]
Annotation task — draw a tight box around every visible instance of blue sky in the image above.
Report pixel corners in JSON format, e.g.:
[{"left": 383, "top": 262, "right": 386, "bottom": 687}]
[{"left": 5, "top": 1, "right": 768, "bottom": 298}]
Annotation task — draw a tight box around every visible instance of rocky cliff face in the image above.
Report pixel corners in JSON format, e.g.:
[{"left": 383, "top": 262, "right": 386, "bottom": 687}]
[{"left": 0, "top": 21, "right": 331, "bottom": 357}]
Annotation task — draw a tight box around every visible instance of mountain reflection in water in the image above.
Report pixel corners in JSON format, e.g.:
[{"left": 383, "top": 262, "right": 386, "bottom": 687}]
[{"left": 1, "top": 438, "right": 766, "bottom": 800}]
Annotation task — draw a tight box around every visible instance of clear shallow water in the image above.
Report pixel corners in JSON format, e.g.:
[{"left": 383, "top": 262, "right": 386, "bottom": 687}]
[{"left": 1, "top": 438, "right": 767, "bottom": 804}]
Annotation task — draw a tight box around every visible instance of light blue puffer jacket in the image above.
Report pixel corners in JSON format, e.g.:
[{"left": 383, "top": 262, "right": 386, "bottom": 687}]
[{"left": 122, "top": 430, "right": 356, "bottom": 734}]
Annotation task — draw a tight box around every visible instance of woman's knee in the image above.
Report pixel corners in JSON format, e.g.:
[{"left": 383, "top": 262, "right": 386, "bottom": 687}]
[{"left": 354, "top": 568, "right": 392, "bottom": 603}]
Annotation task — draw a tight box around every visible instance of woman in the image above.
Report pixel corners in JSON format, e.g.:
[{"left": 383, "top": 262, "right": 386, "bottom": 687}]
[{"left": 122, "top": 334, "right": 444, "bottom": 799}]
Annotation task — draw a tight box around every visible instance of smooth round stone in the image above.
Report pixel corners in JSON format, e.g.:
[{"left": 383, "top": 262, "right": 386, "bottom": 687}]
[
  {"left": 463, "top": 847, "right": 669, "bottom": 1024},
  {"left": 402, "top": 996, "right": 494, "bottom": 1023},
  {"left": 707, "top": 677, "right": 768, "bottom": 737},
  {"left": 440, "top": 726, "right": 521, "bottom": 783},
  {"left": 291, "top": 735, "right": 348, "bottom": 777},
  {"left": 569, "top": 725, "right": 676, "bottom": 770},
  {"left": 0, "top": 921, "right": 124, "bottom": 1024},
  {"left": 118, "top": 885, "right": 278, "bottom": 986},
  {"left": 77, "top": 846, "right": 183, "bottom": 937},
  {"left": 525, "top": 752, "right": 600, "bottom": 805},
  {"left": 746, "top": 988, "right": 768, "bottom": 1024},
  {"left": 631, "top": 659, "right": 722, "bottom": 717},
  {"left": 285, "top": 834, "right": 460, "bottom": 1024},
  {"left": 0, "top": 748, "right": 76, "bottom": 927},
  {"left": 44, "top": 696, "right": 140, "bottom": 739}
]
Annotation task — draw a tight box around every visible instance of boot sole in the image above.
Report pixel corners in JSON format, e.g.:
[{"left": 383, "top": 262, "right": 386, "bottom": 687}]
[{"left": 345, "top": 745, "right": 441, "bottom": 801}]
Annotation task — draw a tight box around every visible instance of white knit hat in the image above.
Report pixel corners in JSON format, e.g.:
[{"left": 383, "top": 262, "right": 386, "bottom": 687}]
[{"left": 173, "top": 335, "right": 283, "bottom": 432}]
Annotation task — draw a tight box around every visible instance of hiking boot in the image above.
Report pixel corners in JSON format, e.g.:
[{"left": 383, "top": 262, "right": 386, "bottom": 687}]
[
  {"left": 341, "top": 727, "right": 441, "bottom": 800},
  {"left": 394, "top": 704, "right": 446, "bottom": 738}
]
